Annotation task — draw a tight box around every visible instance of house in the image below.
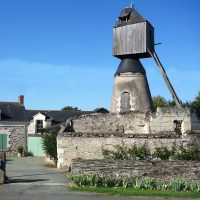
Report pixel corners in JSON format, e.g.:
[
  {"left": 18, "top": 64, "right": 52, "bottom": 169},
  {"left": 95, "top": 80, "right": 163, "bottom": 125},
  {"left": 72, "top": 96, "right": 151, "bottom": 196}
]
[
  {"left": 0, "top": 95, "right": 107, "bottom": 156},
  {"left": 27, "top": 110, "right": 93, "bottom": 135},
  {"left": 26, "top": 109, "right": 94, "bottom": 156},
  {"left": 0, "top": 96, "right": 29, "bottom": 155}
]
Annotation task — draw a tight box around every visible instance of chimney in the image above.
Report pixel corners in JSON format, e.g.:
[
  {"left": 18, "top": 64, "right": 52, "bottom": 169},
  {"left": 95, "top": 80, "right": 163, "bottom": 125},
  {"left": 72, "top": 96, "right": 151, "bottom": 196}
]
[{"left": 18, "top": 95, "right": 24, "bottom": 106}]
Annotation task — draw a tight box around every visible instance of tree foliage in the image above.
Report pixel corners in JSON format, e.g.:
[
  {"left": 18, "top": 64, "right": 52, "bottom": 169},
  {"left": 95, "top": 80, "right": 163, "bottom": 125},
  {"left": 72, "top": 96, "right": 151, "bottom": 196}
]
[
  {"left": 152, "top": 95, "right": 168, "bottom": 111},
  {"left": 153, "top": 91, "right": 200, "bottom": 117},
  {"left": 152, "top": 96, "right": 194, "bottom": 111},
  {"left": 191, "top": 91, "right": 200, "bottom": 118},
  {"left": 42, "top": 127, "right": 60, "bottom": 163},
  {"left": 61, "top": 106, "right": 81, "bottom": 111}
]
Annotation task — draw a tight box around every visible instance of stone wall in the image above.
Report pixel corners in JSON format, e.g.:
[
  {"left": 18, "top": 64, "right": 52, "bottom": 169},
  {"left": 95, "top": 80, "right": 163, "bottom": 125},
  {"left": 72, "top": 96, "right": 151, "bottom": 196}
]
[
  {"left": 71, "top": 159, "right": 200, "bottom": 181},
  {"left": 70, "top": 108, "right": 200, "bottom": 135},
  {"left": 72, "top": 112, "right": 150, "bottom": 134},
  {"left": 57, "top": 133, "right": 183, "bottom": 168},
  {"left": 0, "top": 125, "right": 28, "bottom": 155},
  {"left": 57, "top": 108, "right": 200, "bottom": 169}
]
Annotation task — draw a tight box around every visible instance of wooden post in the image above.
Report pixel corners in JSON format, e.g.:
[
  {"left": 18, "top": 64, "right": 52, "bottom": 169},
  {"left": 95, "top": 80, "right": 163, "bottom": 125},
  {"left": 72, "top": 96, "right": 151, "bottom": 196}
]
[{"left": 148, "top": 49, "right": 182, "bottom": 108}]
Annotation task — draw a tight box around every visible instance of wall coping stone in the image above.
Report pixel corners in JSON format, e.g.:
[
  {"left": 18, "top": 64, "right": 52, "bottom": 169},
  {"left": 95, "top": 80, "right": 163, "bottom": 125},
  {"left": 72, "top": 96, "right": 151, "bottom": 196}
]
[{"left": 58, "top": 132, "right": 182, "bottom": 139}]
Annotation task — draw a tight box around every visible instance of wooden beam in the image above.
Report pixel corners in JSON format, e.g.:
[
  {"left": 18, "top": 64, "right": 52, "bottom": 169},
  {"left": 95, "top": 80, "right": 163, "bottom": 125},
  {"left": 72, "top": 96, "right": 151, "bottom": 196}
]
[{"left": 147, "top": 49, "right": 182, "bottom": 108}]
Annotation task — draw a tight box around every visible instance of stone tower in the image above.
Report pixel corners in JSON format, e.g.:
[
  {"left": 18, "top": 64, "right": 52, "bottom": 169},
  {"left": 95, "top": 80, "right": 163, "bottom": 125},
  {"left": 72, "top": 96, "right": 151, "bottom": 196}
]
[{"left": 110, "top": 6, "right": 154, "bottom": 113}]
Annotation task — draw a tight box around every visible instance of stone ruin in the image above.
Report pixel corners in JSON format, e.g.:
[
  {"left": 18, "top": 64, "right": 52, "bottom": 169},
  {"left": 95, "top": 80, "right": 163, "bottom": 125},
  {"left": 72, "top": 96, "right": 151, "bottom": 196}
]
[
  {"left": 57, "top": 6, "right": 200, "bottom": 169},
  {"left": 57, "top": 108, "right": 200, "bottom": 168}
]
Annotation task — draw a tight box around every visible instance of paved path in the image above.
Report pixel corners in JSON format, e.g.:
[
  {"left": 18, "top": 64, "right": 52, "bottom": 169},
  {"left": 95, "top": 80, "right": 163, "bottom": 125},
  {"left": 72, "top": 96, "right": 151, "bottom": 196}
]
[
  {"left": 5, "top": 157, "right": 67, "bottom": 185},
  {"left": 0, "top": 157, "right": 199, "bottom": 200}
]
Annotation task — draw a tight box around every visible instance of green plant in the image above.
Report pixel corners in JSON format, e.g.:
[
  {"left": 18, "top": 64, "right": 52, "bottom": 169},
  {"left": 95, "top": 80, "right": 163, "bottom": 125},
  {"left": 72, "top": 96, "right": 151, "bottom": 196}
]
[
  {"left": 112, "top": 141, "right": 129, "bottom": 160},
  {"left": 70, "top": 174, "right": 200, "bottom": 193},
  {"left": 136, "top": 143, "right": 151, "bottom": 160},
  {"left": 101, "top": 141, "right": 129, "bottom": 160},
  {"left": 42, "top": 127, "right": 60, "bottom": 164},
  {"left": 153, "top": 146, "right": 171, "bottom": 160},
  {"left": 128, "top": 144, "right": 138, "bottom": 159},
  {"left": 17, "top": 146, "right": 24, "bottom": 154},
  {"left": 101, "top": 146, "right": 113, "bottom": 159},
  {"left": 101, "top": 142, "right": 200, "bottom": 161},
  {"left": 169, "top": 179, "right": 185, "bottom": 192},
  {"left": 171, "top": 145, "right": 200, "bottom": 161},
  {"left": 102, "top": 142, "right": 151, "bottom": 160}
]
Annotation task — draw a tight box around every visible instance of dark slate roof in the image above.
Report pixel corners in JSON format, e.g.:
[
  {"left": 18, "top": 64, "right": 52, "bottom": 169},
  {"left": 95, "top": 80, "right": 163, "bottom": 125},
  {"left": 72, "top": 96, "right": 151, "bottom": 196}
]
[
  {"left": 0, "top": 102, "right": 29, "bottom": 122},
  {"left": 114, "top": 6, "right": 146, "bottom": 28},
  {"left": 26, "top": 110, "right": 93, "bottom": 123}
]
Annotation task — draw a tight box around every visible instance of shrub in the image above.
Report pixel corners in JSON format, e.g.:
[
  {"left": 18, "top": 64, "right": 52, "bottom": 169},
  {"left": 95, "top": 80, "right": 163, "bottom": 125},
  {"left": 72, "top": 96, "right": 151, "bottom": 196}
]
[
  {"left": 171, "top": 145, "right": 200, "bottom": 161},
  {"left": 17, "top": 146, "right": 24, "bottom": 154},
  {"left": 136, "top": 143, "right": 151, "bottom": 160},
  {"left": 101, "top": 147, "right": 113, "bottom": 159},
  {"left": 42, "top": 127, "right": 60, "bottom": 164},
  {"left": 102, "top": 142, "right": 200, "bottom": 161},
  {"left": 112, "top": 141, "right": 129, "bottom": 160},
  {"left": 101, "top": 141, "right": 151, "bottom": 160},
  {"left": 153, "top": 146, "right": 171, "bottom": 160},
  {"left": 101, "top": 141, "right": 129, "bottom": 160}
]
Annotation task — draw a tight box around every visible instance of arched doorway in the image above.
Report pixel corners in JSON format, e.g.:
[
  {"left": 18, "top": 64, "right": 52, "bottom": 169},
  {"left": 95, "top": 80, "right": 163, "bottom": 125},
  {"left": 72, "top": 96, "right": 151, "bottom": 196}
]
[{"left": 120, "top": 92, "right": 131, "bottom": 112}]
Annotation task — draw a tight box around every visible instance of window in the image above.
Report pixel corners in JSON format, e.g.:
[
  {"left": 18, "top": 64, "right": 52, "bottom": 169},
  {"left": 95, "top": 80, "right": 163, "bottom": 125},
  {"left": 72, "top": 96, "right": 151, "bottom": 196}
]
[
  {"left": 120, "top": 92, "right": 131, "bottom": 112},
  {"left": 119, "top": 14, "right": 130, "bottom": 23},
  {"left": 0, "top": 134, "right": 7, "bottom": 149},
  {"left": 173, "top": 120, "right": 182, "bottom": 134},
  {"left": 36, "top": 120, "right": 43, "bottom": 133}
]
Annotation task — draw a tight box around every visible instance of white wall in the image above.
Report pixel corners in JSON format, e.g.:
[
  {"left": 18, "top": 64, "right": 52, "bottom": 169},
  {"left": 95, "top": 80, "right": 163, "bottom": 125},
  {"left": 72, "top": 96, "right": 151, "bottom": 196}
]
[{"left": 28, "top": 113, "right": 52, "bottom": 134}]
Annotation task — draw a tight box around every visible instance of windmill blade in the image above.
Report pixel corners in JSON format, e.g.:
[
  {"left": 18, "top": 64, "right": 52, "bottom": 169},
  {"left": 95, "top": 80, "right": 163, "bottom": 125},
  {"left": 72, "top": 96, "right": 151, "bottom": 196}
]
[{"left": 147, "top": 49, "right": 182, "bottom": 108}]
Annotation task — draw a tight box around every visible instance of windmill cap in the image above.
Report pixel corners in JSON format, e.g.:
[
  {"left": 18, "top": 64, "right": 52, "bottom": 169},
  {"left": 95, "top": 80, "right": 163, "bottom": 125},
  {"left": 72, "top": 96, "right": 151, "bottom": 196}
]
[
  {"left": 114, "top": 58, "right": 146, "bottom": 76},
  {"left": 114, "top": 6, "right": 146, "bottom": 28}
]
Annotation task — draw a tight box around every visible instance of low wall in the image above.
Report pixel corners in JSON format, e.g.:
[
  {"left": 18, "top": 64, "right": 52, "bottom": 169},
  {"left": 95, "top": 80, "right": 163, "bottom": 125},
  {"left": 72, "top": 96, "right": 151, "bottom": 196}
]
[
  {"left": 57, "top": 132, "right": 183, "bottom": 169},
  {"left": 0, "top": 152, "right": 6, "bottom": 184},
  {"left": 71, "top": 159, "right": 200, "bottom": 181}
]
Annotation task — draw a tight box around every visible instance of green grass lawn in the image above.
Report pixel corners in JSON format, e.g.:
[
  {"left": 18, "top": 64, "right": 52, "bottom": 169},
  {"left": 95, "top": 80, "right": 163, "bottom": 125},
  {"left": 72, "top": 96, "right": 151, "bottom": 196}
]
[{"left": 70, "top": 186, "right": 200, "bottom": 198}]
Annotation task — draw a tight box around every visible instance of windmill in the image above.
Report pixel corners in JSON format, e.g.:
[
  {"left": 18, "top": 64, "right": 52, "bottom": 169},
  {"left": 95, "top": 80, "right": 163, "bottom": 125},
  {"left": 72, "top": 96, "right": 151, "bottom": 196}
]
[{"left": 110, "top": 5, "right": 182, "bottom": 113}]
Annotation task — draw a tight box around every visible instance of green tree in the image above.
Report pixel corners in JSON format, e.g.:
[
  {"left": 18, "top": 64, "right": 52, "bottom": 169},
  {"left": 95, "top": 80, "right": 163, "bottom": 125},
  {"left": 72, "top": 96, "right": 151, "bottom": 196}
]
[
  {"left": 167, "top": 100, "right": 176, "bottom": 107},
  {"left": 152, "top": 95, "right": 168, "bottom": 111},
  {"left": 191, "top": 91, "right": 200, "bottom": 118},
  {"left": 153, "top": 96, "right": 192, "bottom": 111},
  {"left": 61, "top": 106, "right": 81, "bottom": 111},
  {"left": 182, "top": 101, "right": 192, "bottom": 108}
]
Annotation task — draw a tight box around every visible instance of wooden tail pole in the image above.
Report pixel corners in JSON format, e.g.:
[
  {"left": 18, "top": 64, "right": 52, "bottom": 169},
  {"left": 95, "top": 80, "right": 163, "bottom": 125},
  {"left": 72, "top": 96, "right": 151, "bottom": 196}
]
[{"left": 147, "top": 49, "right": 182, "bottom": 108}]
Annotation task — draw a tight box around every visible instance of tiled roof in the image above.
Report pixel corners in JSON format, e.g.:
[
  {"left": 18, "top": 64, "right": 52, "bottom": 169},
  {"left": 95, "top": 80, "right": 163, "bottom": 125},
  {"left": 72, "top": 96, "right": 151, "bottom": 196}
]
[
  {"left": 0, "top": 102, "right": 29, "bottom": 122},
  {"left": 26, "top": 110, "right": 93, "bottom": 123}
]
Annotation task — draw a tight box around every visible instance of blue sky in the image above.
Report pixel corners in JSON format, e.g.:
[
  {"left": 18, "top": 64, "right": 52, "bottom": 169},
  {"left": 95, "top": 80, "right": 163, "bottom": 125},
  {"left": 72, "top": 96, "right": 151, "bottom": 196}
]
[{"left": 0, "top": 0, "right": 200, "bottom": 110}]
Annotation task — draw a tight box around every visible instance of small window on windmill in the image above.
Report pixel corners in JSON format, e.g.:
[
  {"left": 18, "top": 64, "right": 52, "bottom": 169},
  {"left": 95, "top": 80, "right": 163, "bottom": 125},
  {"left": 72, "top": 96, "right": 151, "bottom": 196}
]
[
  {"left": 118, "top": 9, "right": 131, "bottom": 23},
  {"left": 173, "top": 120, "right": 182, "bottom": 134}
]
